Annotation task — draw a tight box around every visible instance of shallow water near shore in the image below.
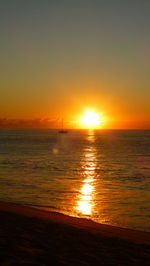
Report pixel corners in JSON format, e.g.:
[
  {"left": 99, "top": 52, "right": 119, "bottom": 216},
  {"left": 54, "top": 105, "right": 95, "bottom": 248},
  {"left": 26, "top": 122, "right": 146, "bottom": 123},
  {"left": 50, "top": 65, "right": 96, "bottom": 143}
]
[{"left": 0, "top": 129, "right": 150, "bottom": 232}]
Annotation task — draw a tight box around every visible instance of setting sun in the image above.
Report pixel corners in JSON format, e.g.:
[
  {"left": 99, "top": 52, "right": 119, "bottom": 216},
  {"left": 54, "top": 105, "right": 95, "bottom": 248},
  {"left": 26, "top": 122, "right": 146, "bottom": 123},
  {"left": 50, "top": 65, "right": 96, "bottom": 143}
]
[{"left": 81, "top": 111, "right": 102, "bottom": 128}]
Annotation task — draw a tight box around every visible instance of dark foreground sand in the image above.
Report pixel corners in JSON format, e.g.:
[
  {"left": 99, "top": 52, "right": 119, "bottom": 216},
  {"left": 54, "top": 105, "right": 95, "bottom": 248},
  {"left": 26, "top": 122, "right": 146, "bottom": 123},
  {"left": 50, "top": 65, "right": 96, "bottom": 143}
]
[{"left": 0, "top": 201, "right": 150, "bottom": 265}]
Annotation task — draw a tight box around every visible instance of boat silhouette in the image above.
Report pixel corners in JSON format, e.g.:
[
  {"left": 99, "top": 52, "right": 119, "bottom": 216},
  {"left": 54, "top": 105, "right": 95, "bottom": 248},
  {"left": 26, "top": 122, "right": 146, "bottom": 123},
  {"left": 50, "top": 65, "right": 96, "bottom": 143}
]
[{"left": 59, "top": 119, "right": 68, "bottom": 133}]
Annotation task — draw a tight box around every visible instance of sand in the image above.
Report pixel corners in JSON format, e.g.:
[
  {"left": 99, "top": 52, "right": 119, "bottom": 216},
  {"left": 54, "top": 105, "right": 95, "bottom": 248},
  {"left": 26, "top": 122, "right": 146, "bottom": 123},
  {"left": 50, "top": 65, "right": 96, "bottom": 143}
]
[{"left": 0, "top": 201, "right": 149, "bottom": 265}]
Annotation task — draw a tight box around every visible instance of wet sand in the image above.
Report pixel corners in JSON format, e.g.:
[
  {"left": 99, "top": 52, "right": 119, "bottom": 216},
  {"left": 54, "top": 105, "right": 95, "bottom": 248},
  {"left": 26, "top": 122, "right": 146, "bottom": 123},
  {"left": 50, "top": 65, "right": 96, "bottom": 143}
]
[{"left": 0, "top": 201, "right": 150, "bottom": 265}]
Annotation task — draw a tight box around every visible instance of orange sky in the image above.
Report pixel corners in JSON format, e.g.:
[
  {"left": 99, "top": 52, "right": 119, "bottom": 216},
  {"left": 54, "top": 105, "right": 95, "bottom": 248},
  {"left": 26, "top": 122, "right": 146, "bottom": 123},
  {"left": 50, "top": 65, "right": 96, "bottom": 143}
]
[{"left": 0, "top": 1, "right": 150, "bottom": 129}]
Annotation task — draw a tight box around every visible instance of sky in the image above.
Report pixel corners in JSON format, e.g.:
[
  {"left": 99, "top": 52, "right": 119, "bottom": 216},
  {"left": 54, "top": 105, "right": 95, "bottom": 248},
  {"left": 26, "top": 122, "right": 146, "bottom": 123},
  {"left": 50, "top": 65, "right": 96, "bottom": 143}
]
[{"left": 0, "top": 0, "right": 150, "bottom": 129}]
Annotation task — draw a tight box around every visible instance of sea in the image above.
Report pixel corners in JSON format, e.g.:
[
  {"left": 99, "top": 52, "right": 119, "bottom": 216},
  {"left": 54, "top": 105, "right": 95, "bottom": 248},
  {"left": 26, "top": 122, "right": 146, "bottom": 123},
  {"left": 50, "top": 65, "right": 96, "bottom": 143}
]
[{"left": 0, "top": 129, "right": 150, "bottom": 232}]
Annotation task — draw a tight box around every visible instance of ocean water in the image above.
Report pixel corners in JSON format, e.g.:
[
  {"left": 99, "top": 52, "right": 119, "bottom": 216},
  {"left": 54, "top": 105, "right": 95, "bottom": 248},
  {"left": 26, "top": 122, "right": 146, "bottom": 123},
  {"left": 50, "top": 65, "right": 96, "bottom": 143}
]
[{"left": 0, "top": 129, "right": 150, "bottom": 232}]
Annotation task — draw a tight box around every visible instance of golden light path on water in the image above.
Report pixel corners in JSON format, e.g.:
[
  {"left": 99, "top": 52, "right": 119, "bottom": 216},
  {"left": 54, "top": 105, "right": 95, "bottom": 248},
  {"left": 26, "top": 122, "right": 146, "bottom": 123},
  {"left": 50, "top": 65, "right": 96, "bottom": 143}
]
[{"left": 75, "top": 131, "right": 97, "bottom": 216}]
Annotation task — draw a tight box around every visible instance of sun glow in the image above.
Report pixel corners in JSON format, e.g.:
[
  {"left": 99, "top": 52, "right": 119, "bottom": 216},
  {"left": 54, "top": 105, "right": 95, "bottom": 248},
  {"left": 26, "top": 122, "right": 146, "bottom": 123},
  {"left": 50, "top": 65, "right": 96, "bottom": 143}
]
[{"left": 81, "top": 110, "right": 102, "bottom": 128}]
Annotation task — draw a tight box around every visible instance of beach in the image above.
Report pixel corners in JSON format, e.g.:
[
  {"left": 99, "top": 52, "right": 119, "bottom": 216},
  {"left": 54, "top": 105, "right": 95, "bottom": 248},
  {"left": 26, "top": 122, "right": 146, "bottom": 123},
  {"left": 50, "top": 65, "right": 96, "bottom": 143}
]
[{"left": 0, "top": 201, "right": 149, "bottom": 265}]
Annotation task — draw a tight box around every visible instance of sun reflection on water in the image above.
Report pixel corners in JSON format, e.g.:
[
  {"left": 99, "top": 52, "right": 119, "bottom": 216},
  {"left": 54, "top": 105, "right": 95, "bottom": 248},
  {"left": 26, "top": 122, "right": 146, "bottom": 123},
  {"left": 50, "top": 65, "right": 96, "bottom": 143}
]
[{"left": 75, "top": 132, "right": 97, "bottom": 216}]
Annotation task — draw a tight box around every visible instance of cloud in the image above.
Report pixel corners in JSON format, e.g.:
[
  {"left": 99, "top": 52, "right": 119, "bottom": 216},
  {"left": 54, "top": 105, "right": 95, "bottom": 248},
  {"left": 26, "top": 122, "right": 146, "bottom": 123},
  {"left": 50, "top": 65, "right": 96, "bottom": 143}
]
[{"left": 0, "top": 118, "right": 59, "bottom": 129}]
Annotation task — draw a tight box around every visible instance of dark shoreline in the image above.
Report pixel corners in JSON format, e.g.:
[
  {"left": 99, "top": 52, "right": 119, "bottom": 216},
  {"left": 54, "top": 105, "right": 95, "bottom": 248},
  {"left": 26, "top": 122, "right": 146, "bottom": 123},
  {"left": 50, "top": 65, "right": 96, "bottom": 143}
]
[{"left": 0, "top": 201, "right": 150, "bottom": 265}]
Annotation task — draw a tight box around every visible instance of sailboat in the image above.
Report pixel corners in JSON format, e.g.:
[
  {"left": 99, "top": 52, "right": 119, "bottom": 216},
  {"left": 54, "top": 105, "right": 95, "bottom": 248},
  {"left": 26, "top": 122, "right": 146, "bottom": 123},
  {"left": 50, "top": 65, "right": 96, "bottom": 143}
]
[{"left": 59, "top": 119, "right": 68, "bottom": 133}]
